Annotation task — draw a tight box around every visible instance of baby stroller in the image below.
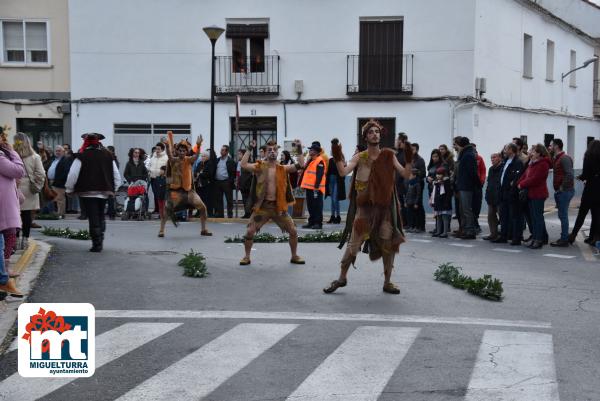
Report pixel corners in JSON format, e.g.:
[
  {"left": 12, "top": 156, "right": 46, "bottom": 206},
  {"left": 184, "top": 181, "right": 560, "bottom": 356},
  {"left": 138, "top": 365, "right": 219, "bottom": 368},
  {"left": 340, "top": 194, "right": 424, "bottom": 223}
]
[{"left": 121, "top": 180, "right": 151, "bottom": 221}]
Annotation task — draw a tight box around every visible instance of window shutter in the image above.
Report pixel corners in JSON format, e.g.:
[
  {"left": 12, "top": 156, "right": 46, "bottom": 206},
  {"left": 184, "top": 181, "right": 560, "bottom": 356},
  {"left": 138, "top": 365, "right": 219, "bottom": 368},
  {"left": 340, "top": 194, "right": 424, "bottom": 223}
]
[
  {"left": 226, "top": 24, "right": 268, "bottom": 39},
  {"left": 3, "top": 21, "right": 24, "bottom": 50},
  {"left": 25, "top": 22, "right": 47, "bottom": 50}
]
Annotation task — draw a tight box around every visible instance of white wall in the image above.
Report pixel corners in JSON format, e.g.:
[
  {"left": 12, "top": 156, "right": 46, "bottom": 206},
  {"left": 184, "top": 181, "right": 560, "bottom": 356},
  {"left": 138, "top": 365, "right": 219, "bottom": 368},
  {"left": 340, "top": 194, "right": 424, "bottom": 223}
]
[
  {"left": 474, "top": 0, "right": 597, "bottom": 116},
  {"left": 71, "top": 99, "right": 455, "bottom": 160},
  {"left": 68, "top": 0, "right": 476, "bottom": 100}
]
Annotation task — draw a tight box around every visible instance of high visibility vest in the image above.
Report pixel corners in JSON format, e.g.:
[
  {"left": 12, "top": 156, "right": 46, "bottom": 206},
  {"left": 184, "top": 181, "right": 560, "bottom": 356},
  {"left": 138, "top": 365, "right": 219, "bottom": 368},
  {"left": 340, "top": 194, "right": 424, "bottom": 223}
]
[{"left": 301, "top": 155, "right": 327, "bottom": 194}]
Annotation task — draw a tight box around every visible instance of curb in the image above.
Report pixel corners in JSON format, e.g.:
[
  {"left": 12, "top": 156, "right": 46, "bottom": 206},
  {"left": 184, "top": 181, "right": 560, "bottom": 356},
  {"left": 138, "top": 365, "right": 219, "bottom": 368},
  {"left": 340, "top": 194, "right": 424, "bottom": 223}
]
[{"left": 0, "top": 239, "right": 52, "bottom": 355}]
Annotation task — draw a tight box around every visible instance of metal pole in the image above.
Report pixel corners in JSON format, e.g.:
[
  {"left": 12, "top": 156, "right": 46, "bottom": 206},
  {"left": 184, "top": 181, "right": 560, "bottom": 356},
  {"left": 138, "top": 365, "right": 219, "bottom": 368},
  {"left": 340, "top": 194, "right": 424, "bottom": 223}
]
[{"left": 210, "top": 38, "right": 216, "bottom": 155}]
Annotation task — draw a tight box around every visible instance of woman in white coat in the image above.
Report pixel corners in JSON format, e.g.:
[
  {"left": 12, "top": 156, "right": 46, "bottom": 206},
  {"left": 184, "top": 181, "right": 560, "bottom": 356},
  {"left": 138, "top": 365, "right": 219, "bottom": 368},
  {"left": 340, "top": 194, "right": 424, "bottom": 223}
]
[{"left": 13, "top": 133, "right": 45, "bottom": 249}]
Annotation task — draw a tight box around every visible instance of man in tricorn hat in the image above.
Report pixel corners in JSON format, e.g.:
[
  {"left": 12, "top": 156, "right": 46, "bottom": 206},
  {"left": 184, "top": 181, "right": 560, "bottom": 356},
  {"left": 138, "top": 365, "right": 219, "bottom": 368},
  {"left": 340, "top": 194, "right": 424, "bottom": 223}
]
[
  {"left": 66, "top": 133, "right": 121, "bottom": 252},
  {"left": 300, "top": 141, "right": 328, "bottom": 229},
  {"left": 323, "top": 119, "right": 413, "bottom": 295}
]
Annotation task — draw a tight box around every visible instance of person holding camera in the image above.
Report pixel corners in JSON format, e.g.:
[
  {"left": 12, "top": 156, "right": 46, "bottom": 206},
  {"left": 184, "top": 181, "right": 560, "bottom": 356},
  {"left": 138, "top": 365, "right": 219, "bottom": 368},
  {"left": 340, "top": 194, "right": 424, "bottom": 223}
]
[{"left": 300, "top": 141, "right": 327, "bottom": 229}]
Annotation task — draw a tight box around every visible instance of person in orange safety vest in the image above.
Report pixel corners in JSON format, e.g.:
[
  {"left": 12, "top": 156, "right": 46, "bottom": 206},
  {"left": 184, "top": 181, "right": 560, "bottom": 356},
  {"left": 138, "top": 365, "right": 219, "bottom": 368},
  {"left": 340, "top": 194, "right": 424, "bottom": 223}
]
[{"left": 301, "top": 141, "right": 328, "bottom": 229}]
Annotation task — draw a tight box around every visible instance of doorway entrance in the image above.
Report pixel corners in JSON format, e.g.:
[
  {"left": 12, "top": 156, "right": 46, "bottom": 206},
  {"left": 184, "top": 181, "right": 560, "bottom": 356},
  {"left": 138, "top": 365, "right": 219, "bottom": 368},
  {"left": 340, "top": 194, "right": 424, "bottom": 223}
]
[
  {"left": 17, "top": 118, "right": 63, "bottom": 152},
  {"left": 230, "top": 117, "right": 277, "bottom": 159}
]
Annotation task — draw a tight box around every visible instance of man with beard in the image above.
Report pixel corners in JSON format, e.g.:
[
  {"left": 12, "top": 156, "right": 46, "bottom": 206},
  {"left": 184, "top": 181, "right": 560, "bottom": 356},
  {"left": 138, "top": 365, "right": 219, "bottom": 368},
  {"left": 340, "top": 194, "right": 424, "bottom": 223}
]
[
  {"left": 158, "top": 131, "right": 212, "bottom": 238},
  {"left": 323, "top": 120, "right": 413, "bottom": 295},
  {"left": 239, "top": 139, "right": 305, "bottom": 265}
]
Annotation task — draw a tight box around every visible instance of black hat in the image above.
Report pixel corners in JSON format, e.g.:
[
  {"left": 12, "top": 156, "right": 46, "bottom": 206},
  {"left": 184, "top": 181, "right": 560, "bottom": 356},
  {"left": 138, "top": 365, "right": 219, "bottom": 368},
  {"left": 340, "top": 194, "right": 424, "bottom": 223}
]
[
  {"left": 81, "top": 132, "right": 105, "bottom": 140},
  {"left": 308, "top": 141, "right": 322, "bottom": 152}
]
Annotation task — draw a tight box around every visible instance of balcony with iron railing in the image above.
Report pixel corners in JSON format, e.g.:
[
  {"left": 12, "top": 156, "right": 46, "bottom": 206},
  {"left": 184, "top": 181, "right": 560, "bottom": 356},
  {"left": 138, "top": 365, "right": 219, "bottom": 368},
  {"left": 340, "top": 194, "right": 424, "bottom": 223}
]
[
  {"left": 347, "top": 54, "right": 413, "bottom": 95},
  {"left": 215, "top": 55, "right": 280, "bottom": 95}
]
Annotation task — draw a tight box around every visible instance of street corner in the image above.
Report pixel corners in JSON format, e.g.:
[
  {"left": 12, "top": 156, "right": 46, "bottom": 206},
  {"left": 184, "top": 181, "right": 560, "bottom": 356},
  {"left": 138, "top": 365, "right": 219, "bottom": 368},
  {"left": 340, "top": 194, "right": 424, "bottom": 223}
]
[{"left": 0, "top": 239, "right": 52, "bottom": 355}]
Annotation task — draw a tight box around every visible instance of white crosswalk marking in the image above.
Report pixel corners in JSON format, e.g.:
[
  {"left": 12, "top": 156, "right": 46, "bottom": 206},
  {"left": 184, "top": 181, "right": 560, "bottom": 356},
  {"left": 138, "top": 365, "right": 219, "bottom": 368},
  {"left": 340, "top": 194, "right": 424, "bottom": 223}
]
[
  {"left": 492, "top": 248, "right": 522, "bottom": 253},
  {"left": 117, "top": 323, "right": 298, "bottom": 401},
  {"left": 285, "top": 326, "right": 420, "bottom": 401},
  {"left": 0, "top": 322, "right": 181, "bottom": 401},
  {"left": 465, "top": 330, "right": 559, "bottom": 401},
  {"left": 544, "top": 253, "right": 577, "bottom": 259},
  {"left": 449, "top": 243, "right": 476, "bottom": 248}
]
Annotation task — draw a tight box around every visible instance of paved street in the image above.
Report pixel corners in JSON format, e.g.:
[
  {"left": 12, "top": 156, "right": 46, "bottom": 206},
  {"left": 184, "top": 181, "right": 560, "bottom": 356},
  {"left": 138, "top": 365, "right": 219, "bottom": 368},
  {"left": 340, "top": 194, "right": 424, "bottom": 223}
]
[{"left": 0, "top": 211, "right": 599, "bottom": 400}]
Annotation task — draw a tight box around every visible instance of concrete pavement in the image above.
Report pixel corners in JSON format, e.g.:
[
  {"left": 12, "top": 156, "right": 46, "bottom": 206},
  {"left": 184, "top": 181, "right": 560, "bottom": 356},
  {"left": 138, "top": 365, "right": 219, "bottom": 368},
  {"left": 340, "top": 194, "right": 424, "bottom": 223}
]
[{"left": 0, "top": 209, "right": 598, "bottom": 400}]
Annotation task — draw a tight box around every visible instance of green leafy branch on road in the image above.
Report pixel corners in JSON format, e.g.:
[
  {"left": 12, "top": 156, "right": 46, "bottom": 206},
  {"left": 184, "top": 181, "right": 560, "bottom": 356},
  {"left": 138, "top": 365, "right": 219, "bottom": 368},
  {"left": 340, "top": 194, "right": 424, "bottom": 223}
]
[
  {"left": 36, "top": 213, "right": 61, "bottom": 220},
  {"left": 178, "top": 250, "right": 209, "bottom": 278},
  {"left": 224, "top": 231, "right": 343, "bottom": 243},
  {"left": 434, "top": 263, "right": 504, "bottom": 301},
  {"left": 41, "top": 227, "right": 91, "bottom": 240}
]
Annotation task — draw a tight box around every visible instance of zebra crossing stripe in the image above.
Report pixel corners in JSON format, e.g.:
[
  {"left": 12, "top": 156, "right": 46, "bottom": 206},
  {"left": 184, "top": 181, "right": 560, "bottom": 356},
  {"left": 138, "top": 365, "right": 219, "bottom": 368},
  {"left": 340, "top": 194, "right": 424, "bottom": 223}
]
[
  {"left": 285, "top": 326, "right": 420, "bottom": 401},
  {"left": 465, "top": 330, "right": 559, "bottom": 401},
  {"left": 116, "top": 323, "right": 298, "bottom": 401},
  {"left": 0, "top": 322, "right": 181, "bottom": 401}
]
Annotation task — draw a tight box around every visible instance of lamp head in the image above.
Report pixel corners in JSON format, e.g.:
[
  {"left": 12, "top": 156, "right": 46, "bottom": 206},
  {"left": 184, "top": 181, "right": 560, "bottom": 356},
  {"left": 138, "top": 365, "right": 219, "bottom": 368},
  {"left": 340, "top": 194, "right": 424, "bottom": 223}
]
[
  {"left": 203, "top": 26, "right": 225, "bottom": 42},
  {"left": 582, "top": 55, "right": 599, "bottom": 68}
]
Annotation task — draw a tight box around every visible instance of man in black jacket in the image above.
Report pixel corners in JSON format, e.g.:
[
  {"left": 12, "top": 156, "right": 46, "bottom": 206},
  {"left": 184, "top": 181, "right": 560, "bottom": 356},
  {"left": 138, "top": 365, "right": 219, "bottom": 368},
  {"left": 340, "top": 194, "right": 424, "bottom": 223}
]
[
  {"left": 483, "top": 152, "right": 502, "bottom": 240},
  {"left": 454, "top": 136, "right": 479, "bottom": 239},
  {"left": 493, "top": 143, "right": 525, "bottom": 245},
  {"left": 395, "top": 133, "right": 408, "bottom": 225},
  {"left": 66, "top": 133, "right": 121, "bottom": 252},
  {"left": 411, "top": 143, "right": 426, "bottom": 232},
  {"left": 237, "top": 149, "right": 254, "bottom": 218},
  {"left": 213, "top": 145, "right": 237, "bottom": 218}
]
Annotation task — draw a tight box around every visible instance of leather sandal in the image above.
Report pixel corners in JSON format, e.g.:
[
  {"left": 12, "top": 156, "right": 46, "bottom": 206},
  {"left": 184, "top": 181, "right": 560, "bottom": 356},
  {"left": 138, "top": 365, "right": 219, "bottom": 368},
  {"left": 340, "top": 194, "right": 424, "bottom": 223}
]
[
  {"left": 383, "top": 282, "right": 400, "bottom": 294},
  {"left": 290, "top": 256, "right": 305, "bottom": 264},
  {"left": 323, "top": 279, "right": 347, "bottom": 294},
  {"left": 201, "top": 230, "right": 212, "bottom": 236},
  {"left": 239, "top": 256, "right": 251, "bottom": 266}
]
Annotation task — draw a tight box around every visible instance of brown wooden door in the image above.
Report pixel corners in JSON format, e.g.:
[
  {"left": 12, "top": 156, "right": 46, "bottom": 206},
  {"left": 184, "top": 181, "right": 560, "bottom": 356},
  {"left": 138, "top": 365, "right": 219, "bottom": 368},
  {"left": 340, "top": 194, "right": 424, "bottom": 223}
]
[
  {"left": 359, "top": 20, "right": 403, "bottom": 93},
  {"left": 357, "top": 118, "right": 396, "bottom": 149}
]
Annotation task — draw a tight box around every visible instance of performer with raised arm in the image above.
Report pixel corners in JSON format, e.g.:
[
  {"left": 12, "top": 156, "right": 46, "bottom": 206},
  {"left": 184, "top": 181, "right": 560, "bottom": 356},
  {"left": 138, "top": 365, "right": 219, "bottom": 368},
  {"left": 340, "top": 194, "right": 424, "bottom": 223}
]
[
  {"left": 239, "top": 139, "right": 305, "bottom": 265},
  {"left": 323, "top": 119, "right": 413, "bottom": 295},
  {"left": 158, "top": 131, "right": 212, "bottom": 238}
]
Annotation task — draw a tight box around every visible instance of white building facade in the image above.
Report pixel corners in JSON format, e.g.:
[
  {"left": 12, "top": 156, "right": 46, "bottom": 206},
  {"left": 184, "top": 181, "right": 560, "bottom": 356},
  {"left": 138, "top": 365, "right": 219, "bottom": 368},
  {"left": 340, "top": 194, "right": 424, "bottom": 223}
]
[{"left": 67, "top": 0, "right": 600, "bottom": 168}]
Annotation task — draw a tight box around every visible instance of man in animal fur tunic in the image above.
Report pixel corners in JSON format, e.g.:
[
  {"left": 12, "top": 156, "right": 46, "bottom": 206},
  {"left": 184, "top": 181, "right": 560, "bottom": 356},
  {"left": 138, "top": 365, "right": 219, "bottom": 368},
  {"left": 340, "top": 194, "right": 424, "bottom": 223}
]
[
  {"left": 158, "top": 131, "right": 212, "bottom": 238},
  {"left": 323, "top": 120, "right": 413, "bottom": 295},
  {"left": 239, "top": 139, "right": 305, "bottom": 265}
]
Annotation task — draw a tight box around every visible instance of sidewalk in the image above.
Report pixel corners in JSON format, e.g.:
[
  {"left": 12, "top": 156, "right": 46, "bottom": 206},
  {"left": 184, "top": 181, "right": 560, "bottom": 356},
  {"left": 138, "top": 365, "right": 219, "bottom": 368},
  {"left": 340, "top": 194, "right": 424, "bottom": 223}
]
[{"left": 0, "top": 240, "right": 51, "bottom": 354}]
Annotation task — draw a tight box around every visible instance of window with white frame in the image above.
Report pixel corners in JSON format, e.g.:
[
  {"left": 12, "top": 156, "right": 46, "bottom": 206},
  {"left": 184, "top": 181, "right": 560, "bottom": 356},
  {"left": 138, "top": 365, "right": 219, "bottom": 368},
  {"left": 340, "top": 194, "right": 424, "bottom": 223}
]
[
  {"left": 569, "top": 50, "right": 577, "bottom": 87},
  {"left": 523, "top": 33, "right": 533, "bottom": 78},
  {"left": 1, "top": 20, "right": 49, "bottom": 64},
  {"left": 546, "top": 40, "right": 554, "bottom": 81}
]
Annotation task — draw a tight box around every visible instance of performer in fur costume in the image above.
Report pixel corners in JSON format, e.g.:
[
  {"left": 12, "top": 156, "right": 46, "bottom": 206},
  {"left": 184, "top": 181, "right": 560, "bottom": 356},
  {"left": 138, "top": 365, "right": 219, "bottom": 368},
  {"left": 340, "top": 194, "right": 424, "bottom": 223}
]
[
  {"left": 323, "top": 120, "right": 413, "bottom": 294},
  {"left": 158, "top": 131, "right": 212, "bottom": 238},
  {"left": 238, "top": 139, "right": 305, "bottom": 265}
]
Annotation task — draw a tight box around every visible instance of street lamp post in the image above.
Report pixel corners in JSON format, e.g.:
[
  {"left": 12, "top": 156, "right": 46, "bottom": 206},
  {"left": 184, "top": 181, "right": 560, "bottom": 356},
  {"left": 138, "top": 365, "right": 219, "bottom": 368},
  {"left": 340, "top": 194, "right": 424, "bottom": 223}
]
[
  {"left": 560, "top": 56, "right": 599, "bottom": 112},
  {"left": 202, "top": 25, "right": 225, "bottom": 154}
]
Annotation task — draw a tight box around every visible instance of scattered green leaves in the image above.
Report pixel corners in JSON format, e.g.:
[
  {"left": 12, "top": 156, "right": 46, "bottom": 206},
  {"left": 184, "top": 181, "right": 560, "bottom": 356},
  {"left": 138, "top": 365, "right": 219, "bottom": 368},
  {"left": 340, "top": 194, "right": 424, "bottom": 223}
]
[
  {"left": 224, "top": 230, "right": 343, "bottom": 243},
  {"left": 433, "top": 262, "right": 503, "bottom": 301},
  {"left": 36, "top": 213, "right": 60, "bottom": 220},
  {"left": 41, "top": 227, "right": 91, "bottom": 240},
  {"left": 177, "top": 250, "right": 209, "bottom": 278}
]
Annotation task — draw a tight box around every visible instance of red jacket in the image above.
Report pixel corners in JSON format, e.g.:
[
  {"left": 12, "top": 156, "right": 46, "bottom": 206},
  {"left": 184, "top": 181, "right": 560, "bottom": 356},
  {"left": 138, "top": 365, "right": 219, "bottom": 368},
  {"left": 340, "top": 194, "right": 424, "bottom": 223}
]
[
  {"left": 476, "top": 154, "right": 486, "bottom": 186},
  {"left": 518, "top": 157, "right": 551, "bottom": 200}
]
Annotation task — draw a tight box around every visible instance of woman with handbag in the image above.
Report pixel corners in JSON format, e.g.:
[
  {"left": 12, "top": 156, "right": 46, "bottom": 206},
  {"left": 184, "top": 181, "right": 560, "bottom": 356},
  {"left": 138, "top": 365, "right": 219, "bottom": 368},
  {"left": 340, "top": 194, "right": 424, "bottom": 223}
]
[
  {"left": 13, "top": 133, "right": 46, "bottom": 250},
  {"left": 517, "top": 144, "right": 552, "bottom": 249},
  {"left": 0, "top": 130, "right": 25, "bottom": 297}
]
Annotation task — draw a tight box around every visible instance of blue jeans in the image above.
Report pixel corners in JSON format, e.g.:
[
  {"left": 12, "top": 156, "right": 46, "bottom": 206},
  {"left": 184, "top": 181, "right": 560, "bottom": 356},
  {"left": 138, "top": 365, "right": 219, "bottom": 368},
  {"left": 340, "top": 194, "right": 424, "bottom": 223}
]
[
  {"left": 328, "top": 176, "right": 340, "bottom": 216},
  {"left": 554, "top": 189, "right": 574, "bottom": 241},
  {"left": 0, "top": 234, "right": 7, "bottom": 285},
  {"left": 529, "top": 199, "right": 546, "bottom": 242}
]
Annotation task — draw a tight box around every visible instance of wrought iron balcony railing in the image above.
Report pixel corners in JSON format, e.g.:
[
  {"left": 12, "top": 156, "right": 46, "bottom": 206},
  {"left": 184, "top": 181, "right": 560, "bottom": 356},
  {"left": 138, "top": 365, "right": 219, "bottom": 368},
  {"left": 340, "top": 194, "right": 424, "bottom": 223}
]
[
  {"left": 215, "top": 55, "right": 280, "bottom": 95},
  {"left": 347, "top": 54, "right": 413, "bottom": 95}
]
